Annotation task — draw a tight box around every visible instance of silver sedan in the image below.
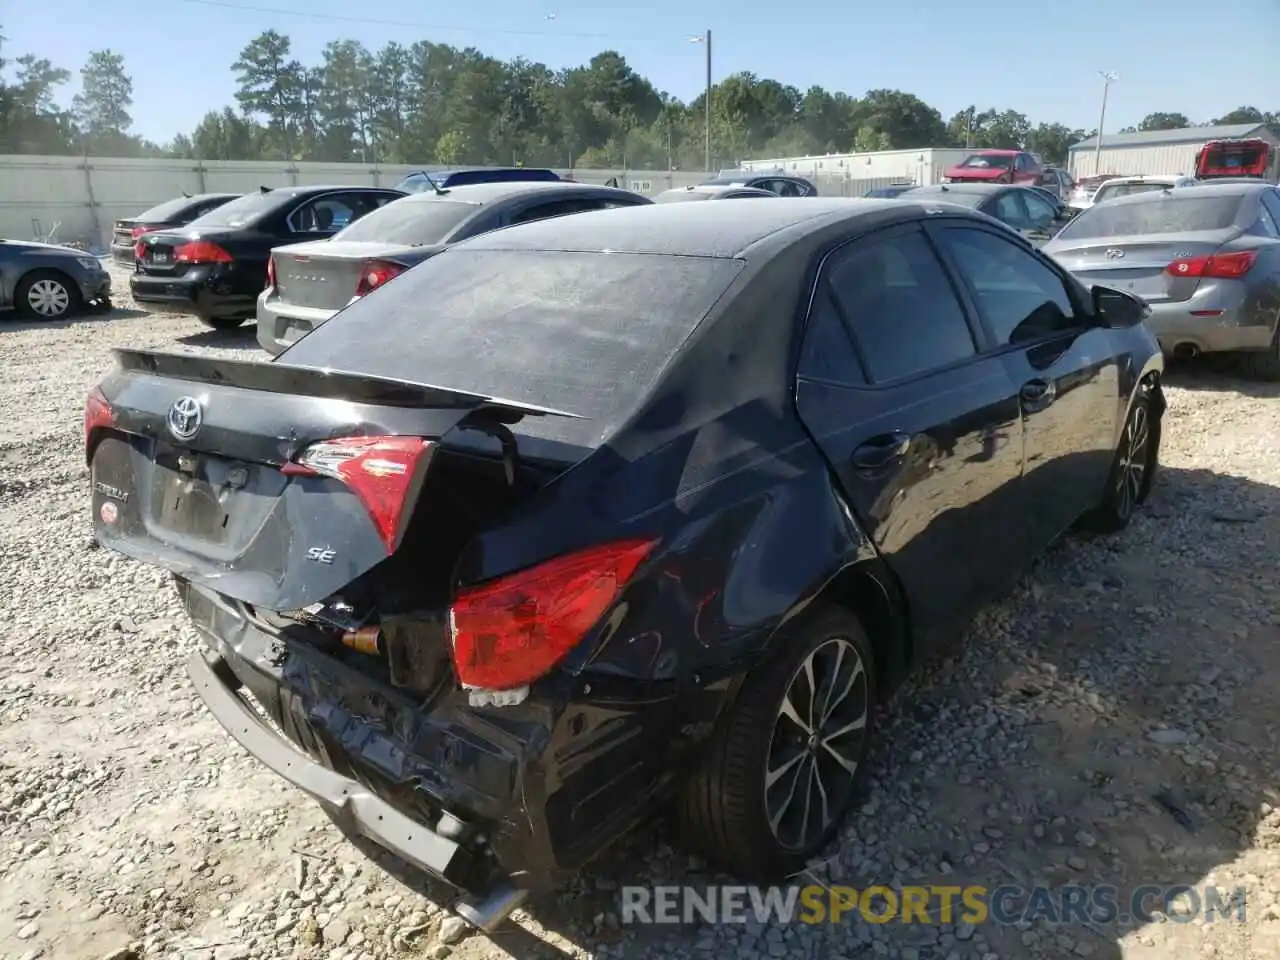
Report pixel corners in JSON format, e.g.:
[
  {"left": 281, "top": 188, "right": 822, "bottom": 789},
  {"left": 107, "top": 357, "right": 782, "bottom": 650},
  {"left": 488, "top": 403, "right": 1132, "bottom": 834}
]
[{"left": 1042, "top": 182, "right": 1280, "bottom": 378}]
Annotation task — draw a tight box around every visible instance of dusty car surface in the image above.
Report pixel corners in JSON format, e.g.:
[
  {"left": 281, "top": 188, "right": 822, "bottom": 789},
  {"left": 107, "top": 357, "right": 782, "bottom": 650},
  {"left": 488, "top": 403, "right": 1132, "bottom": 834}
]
[{"left": 85, "top": 197, "right": 1164, "bottom": 932}]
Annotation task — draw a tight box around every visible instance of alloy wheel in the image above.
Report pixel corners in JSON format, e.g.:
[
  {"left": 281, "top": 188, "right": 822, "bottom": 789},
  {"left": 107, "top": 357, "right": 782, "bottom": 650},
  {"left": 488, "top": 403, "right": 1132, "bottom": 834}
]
[
  {"left": 27, "top": 279, "right": 71, "bottom": 318},
  {"left": 1114, "top": 404, "right": 1149, "bottom": 520},
  {"left": 764, "top": 636, "right": 870, "bottom": 851}
]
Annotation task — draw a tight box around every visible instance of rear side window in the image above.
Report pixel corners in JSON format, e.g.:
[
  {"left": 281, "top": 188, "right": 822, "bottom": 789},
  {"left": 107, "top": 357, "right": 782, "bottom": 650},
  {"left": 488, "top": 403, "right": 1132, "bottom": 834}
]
[
  {"left": 824, "top": 227, "right": 976, "bottom": 383},
  {"left": 1056, "top": 195, "right": 1242, "bottom": 239},
  {"left": 280, "top": 250, "right": 745, "bottom": 449}
]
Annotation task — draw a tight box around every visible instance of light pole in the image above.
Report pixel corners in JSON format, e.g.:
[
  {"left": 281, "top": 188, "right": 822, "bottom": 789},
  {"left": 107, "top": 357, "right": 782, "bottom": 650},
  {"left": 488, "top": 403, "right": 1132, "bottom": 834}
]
[
  {"left": 1094, "top": 71, "right": 1118, "bottom": 176},
  {"left": 688, "top": 31, "right": 712, "bottom": 171}
]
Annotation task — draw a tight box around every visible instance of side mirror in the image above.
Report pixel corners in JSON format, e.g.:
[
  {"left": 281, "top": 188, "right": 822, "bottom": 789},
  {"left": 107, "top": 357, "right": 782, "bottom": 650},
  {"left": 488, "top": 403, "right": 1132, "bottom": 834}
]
[{"left": 1092, "top": 285, "right": 1150, "bottom": 328}]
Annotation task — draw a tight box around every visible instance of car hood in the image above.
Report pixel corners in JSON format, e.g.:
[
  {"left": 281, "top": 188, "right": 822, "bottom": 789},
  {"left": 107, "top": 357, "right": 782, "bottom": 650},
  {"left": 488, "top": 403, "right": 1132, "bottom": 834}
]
[
  {"left": 944, "top": 165, "right": 1009, "bottom": 181},
  {"left": 2, "top": 239, "right": 93, "bottom": 258}
]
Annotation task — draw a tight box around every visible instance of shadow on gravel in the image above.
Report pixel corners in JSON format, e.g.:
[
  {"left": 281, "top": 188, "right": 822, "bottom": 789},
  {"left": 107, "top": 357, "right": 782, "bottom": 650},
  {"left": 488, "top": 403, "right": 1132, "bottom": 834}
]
[
  {"left": 174, "top": 325, "right": 259, "bottom": 348},
  {"left": 330, "top": 465, "right": 1280, "bottom": 960},
  {"left": 1162, "top": 355, "right": 1280, "bottom": 398},
  {"left": 0, "top": 309, "right": 140, "bottom": 332}
]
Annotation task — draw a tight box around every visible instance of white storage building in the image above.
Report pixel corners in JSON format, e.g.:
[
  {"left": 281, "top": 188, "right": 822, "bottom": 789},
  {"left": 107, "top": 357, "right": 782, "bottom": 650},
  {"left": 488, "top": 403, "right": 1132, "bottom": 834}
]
[
  {"left": 740, "top": 148, "right": 972, "bottom": 191},
  {"left": 1067, "top": 123, "right": 1278, "bottom": 179}
]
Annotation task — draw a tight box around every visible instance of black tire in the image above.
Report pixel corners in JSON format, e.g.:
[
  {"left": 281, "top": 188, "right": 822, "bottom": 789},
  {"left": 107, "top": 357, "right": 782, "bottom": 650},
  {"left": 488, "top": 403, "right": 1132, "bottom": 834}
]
[
  {"left": 15, "top": 270, "right": 80, "bottom": 321},
  {"left": 678, "top": 605, "right": 876, "bottom": 881},
  {"left": 1079, "top": 391, "right": 1158, "bottom": 534},
  {"left": 1238, "top": 326, "right": 1280, "bottom": 381},
  {"left": 199, "top": 316, "right": 247, "bottom": 331}
]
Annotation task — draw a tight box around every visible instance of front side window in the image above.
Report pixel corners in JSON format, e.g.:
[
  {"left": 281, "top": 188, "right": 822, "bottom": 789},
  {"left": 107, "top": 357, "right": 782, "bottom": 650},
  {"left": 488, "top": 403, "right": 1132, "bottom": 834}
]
[
  {"left": 938, "top": 226, "right": 1079, "bottom": 346},
  {"left": 823, "top": 227, "right": 977, "bottom": 383}
]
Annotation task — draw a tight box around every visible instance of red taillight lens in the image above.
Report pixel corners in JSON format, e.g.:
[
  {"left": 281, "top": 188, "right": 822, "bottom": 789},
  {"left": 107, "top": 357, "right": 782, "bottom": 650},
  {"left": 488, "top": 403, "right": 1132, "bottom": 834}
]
[
  {"left": 280, "top": 436, "right": 433, "bottom": 552},
  {"left": 134, "top": 240, "right": 147, "bottom": 260},
  {"left": 174, "top": 240, "right": 233, "bottom": 264},
  {"left": 450, "top": 538, "right": 657, "bottom": 691},
  {"left": 266, "top": 256, "right": 276, "bottom": 290},
  {"left": 84, "top": 386, "right": 114, "bottom": 454},
  {"left": 130, "top": 225, "right": 155, "bottom": 239},
  {"left": 354, "top": 259, "right": 406, "bottom": 297},
  {"left": 1165, "top": 250, "right": 1257, "bottom": 280}
]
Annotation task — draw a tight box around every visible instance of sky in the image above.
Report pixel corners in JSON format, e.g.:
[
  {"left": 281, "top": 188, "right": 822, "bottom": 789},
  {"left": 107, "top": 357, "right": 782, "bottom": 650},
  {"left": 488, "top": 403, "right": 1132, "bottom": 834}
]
[{"left": 4, "top": 0, "right": 1278, "bottom": 147}]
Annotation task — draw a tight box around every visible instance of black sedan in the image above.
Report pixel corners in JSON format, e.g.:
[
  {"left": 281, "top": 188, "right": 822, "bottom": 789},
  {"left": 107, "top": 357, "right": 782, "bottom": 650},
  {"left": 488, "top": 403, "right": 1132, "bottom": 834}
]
[
  {"left": 130, "top": 185, "right": 406, "bottom": 329},
  {"left": 109, "top": 193, "right": 241, "bottom": 264},
  {"left": 701, "top": 173, "right": 818, "bottom": 196},
  {"left": 653, "top": 184, "right": 777, "bottom": 202},
  {"left": 85, "top": 198, "right": 1162, "bottom": 930},
  {"left": 257, "top": 181, "right": 652, "bottom": 354},
  {"left": 1, "top": 239, "right": 112, "bottom": 321},
  {"left": 901, "top": 182, "right": 1076, "bottom": 246}
]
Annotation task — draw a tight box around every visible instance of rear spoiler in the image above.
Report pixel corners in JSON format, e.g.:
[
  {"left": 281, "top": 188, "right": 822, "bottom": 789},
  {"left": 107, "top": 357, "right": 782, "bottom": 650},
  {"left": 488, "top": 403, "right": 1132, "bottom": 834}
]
[{"left": 111, "top": 349, "right": 584, "bottom": 422}]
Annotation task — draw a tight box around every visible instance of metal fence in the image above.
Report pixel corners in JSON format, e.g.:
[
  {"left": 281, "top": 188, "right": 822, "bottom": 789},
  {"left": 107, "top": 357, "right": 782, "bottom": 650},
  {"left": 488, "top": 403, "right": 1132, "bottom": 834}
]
[{"left": 0, "top": 154, "right": 922, "bottom": 250}]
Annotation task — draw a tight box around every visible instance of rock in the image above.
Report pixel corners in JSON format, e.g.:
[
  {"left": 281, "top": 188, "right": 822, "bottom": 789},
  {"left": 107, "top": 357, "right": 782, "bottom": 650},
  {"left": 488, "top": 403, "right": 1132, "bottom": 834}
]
[
  {"left": 1067, "top": 856, "right": 1088, "bottom": 871},
  {"left": 322, "top": 918, "right": 350, "bottom": 945},
  {"left": 1148, "top": 729, "right": 1189, "bottom": 746},
  {"left": 16, "top": 922, "right": 39, "bottom": 940},
  {"left": 212, "top": 946, "right": 249, "bottom": 960},
  {"left": 437, "top": 916, "right": 470, "bottom": 945}
]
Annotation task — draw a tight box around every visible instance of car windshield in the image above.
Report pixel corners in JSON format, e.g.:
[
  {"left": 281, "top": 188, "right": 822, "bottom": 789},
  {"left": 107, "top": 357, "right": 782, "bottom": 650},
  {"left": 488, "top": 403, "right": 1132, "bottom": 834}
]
[
  {"left": 959, "top": 154, "right": 1015, "bottom": 170},
  {"left": 279, "top": 249, "right": 746, "bottom": 451},
  {"left": 333, "top": 198, "right": 480, "bottom": 244},
  {"left": 1055, "top": 194, "right": 1242, "bottom": 240},
  {"left": 187, "top": 192, "right": 286, "bottom": 228},
  {"left": 395, "top": 173, "right": 438, "bottom": 194},
  {"left": 1092, "top": 182, "right": 1178, "bottom": 204},
  {"left": 911, "top": 188, "right": 986, "bottom": 209},
  {"left": 135, "top": 196, "right": 210, "bottom": 222}
]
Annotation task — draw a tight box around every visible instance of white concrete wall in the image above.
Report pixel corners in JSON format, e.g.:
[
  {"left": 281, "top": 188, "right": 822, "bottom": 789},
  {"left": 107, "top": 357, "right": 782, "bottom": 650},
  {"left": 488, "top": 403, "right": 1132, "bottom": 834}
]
[{"left": 1066, "top": 144, "right": 1204, "bottom": 179}]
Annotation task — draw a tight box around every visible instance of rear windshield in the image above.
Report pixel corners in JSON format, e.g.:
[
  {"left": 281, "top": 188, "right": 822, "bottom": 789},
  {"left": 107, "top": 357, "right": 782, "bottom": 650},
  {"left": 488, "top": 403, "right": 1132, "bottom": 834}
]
[
  {"left": 333, "top": 198, "right": 480, "bottom": 244},
  {"left": 279, "top": 249, "right": 745, "bottom": 451},
  {"left": 1091, "top": 182, "right": 1178, "bottom": 204},
  {"left": 135, "top": 196, "right": 205, "bottom": 222},
  {"left": 188, "top": 192, "right": 286, "bottom": 228},
  {"left": 959, "top": 154, "right": 1015, "bottom": 169},
  {"left": 1055, "top": 194, "right": 1242, "bottom": 240}
]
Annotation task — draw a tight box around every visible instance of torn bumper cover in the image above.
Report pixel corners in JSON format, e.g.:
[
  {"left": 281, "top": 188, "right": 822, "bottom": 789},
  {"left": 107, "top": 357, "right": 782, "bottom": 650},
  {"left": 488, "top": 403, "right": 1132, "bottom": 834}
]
[{"left": 182, "top": 582, "right": 564, "bottom": 898}]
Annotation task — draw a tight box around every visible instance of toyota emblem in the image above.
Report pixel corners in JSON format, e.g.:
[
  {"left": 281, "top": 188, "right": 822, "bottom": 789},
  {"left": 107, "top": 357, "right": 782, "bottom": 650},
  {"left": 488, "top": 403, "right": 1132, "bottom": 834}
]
[
  {"left": 1104, "top": 248, "right": 1124, "bottom": 259},
  {"left": 167, "top": 396, "right": 203, "bottom": 442}
]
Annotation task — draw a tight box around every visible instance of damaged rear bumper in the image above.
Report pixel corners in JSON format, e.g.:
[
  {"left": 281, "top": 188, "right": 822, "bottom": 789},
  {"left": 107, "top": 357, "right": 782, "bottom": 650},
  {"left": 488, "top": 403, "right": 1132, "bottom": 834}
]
[
  {"left": 180, "top": 581, "right": 571, "bottom": 904},
  {"left": 189, "top": 648, "right": 480, "bottom": 881}
]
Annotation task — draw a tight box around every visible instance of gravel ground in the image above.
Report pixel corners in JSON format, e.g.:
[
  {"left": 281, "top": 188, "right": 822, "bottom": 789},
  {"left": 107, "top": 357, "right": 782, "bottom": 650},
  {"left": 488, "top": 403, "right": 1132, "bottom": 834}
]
[{"left": 2, "top": 261, "right": 1279, "bottom": 960}]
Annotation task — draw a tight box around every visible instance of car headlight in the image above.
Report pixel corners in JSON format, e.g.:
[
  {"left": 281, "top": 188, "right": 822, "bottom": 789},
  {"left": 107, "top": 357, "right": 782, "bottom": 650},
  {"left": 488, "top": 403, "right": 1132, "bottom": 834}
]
[{"left": 77, "top": 257, "right": 102, "bottom": 272}]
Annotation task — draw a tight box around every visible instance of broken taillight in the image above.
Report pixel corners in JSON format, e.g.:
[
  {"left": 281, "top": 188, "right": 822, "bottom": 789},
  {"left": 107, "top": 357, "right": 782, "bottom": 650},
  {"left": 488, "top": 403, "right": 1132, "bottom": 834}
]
[
  {"left": 84, "top": 386, "right": 115, "bottom": 457},
  {"left": 449, "top": 538, "right": 657, "bottom": 692},
  {"left": 281, "top": 436, "right": 433, "bottom": 552}
]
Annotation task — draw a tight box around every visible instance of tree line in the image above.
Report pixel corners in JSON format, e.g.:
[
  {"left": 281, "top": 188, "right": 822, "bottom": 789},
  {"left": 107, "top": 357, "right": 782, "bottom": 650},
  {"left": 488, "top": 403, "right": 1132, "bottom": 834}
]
[{"left": 1, "top": 25, "right": 1276, "bottom": 170}]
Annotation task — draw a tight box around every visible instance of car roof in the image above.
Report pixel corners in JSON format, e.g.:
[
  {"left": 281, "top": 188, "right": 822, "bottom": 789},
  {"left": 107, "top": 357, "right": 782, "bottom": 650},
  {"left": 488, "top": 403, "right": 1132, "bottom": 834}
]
[
  {"left": 455, "top": 197, "right": 926, "bottom": 259},
  {"left": 398, "top": 180, "right": 640, "bottom": 205},
  {"left": 1091, "top": 180, "right": 1265, "bottom": 208},
  {"left": 1098, "top": 175, "right": 1192, "bottom": 185},
  {"left": 266, "top": 184, "right": 403, "bottom": 197},
  {"left": 966, "top": 148, "right": 1020, "bottom": 156},
  {"left": 908, "top": 183, "right": 1006, "bottom": 196}
]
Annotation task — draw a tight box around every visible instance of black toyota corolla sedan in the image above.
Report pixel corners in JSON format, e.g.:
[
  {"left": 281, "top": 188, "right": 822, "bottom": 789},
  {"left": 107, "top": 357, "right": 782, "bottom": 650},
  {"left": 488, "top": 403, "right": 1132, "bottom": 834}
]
[
  {"left": 85, "top": 198, "right": 1163, "bottom": 932},
  {"left": 130, "top": 185, "right": 406, "bottom": 329}
]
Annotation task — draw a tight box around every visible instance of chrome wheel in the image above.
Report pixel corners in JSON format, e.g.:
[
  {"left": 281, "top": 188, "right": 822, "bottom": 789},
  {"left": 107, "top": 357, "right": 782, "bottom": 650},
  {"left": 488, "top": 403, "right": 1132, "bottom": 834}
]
[
  {"left": 764, "top": 636, "right": 869, "bottom": 851},
  {"left": 26, "top": 278, "right": 71, "bottom": 318},
  {"left": 1114, "top": 402, "right": 1150, "bottom": 520}
]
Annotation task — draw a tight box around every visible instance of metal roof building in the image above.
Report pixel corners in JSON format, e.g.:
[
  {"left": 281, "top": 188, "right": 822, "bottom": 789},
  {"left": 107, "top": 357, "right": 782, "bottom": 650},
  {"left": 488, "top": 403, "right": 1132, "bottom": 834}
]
[{"left": 1067, "top": 123, "right": 1278, "bottom": 179}]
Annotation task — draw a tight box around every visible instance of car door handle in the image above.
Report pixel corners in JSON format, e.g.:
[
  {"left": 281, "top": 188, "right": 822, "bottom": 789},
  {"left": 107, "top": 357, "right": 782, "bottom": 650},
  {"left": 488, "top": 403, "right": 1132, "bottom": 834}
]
[
  {"left": 1020, "top": 378, "right": 1057, "bottom": 411},
  {"left": 851, "top": 432, "right": 911, "bottom": 471}
]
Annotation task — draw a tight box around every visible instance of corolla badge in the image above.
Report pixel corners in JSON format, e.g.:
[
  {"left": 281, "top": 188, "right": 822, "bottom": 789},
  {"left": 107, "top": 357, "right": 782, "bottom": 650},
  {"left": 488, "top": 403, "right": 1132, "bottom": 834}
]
[
  {"left": 167, "top": 396, "right": 203, "bottom": 442},
  {"left": 1104, "top": 248, "right": 1124, "bottom": 259}
]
